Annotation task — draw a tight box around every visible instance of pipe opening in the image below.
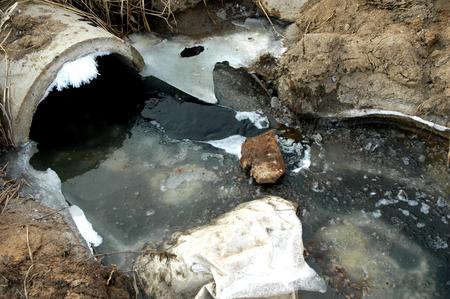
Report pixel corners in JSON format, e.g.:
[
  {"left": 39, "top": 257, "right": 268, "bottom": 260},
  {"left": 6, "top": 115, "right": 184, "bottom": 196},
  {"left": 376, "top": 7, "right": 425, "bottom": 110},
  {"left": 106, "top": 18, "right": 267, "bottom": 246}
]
[{"left": 29, "top": 54, "right": 148, "bottom": 179}]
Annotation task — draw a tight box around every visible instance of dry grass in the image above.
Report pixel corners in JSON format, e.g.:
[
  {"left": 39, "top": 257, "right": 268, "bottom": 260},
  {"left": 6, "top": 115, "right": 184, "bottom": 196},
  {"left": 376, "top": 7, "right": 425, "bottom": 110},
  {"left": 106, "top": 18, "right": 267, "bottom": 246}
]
[
  {"left": 0, "top": 164, "right": 21, "bottom": 213},
  {"left": 0, "top": 3, "right": 16, "bottom": 150},
  {"left": 1, "top": 1, "right": 177, "bottom": 37},
  {"left": 45, "top": 0, "right": 177, "bottom": 37}
]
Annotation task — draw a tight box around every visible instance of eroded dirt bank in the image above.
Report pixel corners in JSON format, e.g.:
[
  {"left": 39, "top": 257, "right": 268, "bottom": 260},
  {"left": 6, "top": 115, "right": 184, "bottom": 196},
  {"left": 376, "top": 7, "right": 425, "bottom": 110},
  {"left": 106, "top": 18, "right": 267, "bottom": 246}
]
[
  {"left": 0, "top": 176, "right": 135, "bottom": 298},
  {"left": 273, "top": 0, "right": 450, "bottom": 128}
]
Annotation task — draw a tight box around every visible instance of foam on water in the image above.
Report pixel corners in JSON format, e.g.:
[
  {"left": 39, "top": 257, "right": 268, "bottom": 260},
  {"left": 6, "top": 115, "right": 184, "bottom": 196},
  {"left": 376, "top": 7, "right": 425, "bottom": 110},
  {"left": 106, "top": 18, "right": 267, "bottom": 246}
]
[
  {"left": 277, "top": 137, "right": 312, "bottom": 173},
  {"left": 292, "top": 145, "right": 312, "bottom": 173},
  {"left": 235, "top": 111, "right": 269, "bottom": 129}
]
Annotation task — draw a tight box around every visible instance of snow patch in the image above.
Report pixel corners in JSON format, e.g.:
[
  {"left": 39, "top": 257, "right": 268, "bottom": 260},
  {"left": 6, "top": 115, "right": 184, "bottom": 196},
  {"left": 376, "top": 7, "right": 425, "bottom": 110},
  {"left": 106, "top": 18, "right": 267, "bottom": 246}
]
[
  {"left": 129, "top": 19, "right": 284, "bottom": 104},
  {"left": 235, "top": 111, "right": 269, "bottom": 129},
  {"left": 204, "top": 135, "right": 246, "bottom": 158},
  {"left": 69, "top": 205, "right": 103, "bottom": 248}
]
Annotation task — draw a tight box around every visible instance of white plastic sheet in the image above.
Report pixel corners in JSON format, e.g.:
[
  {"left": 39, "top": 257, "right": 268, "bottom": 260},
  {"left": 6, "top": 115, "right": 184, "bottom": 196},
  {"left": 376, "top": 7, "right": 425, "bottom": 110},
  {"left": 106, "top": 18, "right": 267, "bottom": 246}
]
[{"left": 135, "top": 196, "right": 326, "bottom": 299}]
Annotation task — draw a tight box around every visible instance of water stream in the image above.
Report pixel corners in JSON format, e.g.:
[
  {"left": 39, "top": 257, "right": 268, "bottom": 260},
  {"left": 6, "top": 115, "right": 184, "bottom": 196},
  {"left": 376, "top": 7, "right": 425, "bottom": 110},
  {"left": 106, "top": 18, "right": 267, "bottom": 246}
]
[{"left": 13, "top": 22, "right": 450, "bottom": 299}]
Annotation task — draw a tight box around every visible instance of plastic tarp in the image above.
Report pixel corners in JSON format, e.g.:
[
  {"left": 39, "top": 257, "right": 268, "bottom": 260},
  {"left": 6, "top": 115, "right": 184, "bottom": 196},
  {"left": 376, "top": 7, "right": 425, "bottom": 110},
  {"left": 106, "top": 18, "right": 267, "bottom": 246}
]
[{"left": 135, "top": 196, "right": 326, "bottom": 299}]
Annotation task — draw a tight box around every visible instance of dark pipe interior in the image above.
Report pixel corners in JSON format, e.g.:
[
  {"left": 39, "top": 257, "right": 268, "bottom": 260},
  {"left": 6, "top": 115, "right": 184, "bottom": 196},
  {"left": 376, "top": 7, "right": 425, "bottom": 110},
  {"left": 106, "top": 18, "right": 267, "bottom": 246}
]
[
  {"left": 30, "top": 54, "right": 148, "bottom": 147},
  {"left": 29, "top": 55, "right": 149, "bottom": 179}
]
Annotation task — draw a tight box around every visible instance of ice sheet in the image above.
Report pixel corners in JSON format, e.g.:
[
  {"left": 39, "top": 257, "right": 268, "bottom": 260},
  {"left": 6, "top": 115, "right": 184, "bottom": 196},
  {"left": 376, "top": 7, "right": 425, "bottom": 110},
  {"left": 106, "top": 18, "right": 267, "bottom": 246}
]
[
  {"left": 204, "top": 135, "right": 247, "bottom": 158},
  {"left": 129, "top": 19, "right": 285, "bottom": 104},
  {"left": 330, "top": 109, "right": 450, "bottom": 133}
]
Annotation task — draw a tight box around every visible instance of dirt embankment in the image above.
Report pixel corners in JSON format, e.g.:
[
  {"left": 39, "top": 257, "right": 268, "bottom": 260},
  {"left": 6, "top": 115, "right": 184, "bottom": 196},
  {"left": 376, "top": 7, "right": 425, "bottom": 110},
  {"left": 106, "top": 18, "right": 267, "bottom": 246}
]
[
  {"left": 273, "top": 0, "right": 450, "bottom": 128},
  {"left": 0, "top": 177, "right": 135, "bottom": 298}
]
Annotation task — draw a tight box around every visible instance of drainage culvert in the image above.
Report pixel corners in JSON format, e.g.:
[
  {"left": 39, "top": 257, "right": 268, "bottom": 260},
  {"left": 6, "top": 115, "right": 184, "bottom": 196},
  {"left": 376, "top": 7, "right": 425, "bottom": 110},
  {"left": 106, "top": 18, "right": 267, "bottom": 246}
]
[
  {"left": 1, "top": 1, "right": 450, "bottom": 298},
  {"left": 0, "top": 0, "right": 144, "bottom": 146}
]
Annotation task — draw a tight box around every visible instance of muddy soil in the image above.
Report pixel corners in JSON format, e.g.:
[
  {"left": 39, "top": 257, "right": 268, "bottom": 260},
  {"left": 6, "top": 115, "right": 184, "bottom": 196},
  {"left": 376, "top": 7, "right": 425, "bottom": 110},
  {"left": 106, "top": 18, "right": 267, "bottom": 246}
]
[
  {"left": 272, "top": 0, "right": 450, "bottom": 128},
  {"left": 0, "top": 177, "right": 135, "bottom": 298}
]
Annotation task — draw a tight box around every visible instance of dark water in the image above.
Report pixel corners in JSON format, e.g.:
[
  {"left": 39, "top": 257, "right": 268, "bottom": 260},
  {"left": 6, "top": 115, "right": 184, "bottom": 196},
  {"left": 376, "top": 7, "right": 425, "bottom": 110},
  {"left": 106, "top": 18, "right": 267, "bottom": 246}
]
[{"left": 29, "top": 56, "right": 450, "bottom": 299}]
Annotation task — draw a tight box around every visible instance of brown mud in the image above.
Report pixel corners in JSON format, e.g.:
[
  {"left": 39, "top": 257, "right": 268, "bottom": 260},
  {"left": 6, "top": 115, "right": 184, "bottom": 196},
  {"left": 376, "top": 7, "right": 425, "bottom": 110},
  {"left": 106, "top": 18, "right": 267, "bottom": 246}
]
[
  {"left": 272, "top": 0, "right": 450, "bottom": 129},
  {"left": 0, "top": 175, "right": 136, "bottom": 299}
]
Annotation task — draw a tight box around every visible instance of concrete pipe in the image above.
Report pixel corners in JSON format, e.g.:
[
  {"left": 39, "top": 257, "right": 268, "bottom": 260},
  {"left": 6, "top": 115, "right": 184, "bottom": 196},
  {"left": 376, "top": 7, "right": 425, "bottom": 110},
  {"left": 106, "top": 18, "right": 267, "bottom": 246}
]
[{"left": 0, "top": 0, "right": 145, "bottom": 145}]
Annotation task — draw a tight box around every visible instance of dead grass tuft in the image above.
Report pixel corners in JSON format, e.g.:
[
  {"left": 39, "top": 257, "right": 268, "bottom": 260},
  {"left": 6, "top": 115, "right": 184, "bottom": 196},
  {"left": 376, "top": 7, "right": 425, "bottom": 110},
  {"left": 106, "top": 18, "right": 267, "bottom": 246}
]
[
  {"left": 0, "top": 3, "right": 16, "bottom": 150},
  {"left": 43, "top": 0, "right": 177, "bottom": 37},
  {"left": 0, "top": 164, "right": 21, "bottom": 213},
  {"left": 2, "top": 1, "right": 177, "bottom": 37}
]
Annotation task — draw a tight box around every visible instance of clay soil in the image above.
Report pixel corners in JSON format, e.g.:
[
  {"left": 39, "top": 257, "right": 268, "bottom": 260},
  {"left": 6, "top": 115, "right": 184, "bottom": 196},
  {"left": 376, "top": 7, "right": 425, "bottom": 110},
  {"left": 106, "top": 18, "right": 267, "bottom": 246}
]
[
  {"left": 273, "top": 0, "right": 450, "bottom": 129},
  {"left": 0, "top": 177, "right": 135, "bottom": 299}
]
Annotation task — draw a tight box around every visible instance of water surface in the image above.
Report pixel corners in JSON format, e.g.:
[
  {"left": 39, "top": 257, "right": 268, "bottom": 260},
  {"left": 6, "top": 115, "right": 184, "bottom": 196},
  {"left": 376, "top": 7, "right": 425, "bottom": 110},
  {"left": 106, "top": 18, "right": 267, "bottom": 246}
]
[{"left": 29, "top": 59, "right": 450, "bottom": 299}]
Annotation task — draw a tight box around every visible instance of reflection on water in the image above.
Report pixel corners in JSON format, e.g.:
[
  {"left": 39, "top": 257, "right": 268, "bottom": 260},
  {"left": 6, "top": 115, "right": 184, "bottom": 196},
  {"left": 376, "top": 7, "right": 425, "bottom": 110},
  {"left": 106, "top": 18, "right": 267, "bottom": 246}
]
[{"left": 28, "top": 63, "right": 450, "bottom": 298}]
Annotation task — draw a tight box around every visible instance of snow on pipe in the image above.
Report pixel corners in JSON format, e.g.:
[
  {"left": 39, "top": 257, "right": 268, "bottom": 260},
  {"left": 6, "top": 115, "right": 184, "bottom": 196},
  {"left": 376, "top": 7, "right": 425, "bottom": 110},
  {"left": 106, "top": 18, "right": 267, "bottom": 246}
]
[{"left": 0, "top": 1, "right": 144, "bottom": 146}]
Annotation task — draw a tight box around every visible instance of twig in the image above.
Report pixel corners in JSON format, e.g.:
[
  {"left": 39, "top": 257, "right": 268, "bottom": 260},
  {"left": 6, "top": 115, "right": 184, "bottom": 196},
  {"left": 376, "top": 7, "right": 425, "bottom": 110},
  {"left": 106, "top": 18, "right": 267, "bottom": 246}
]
[
  {"left": 23, "top": 264, "right": 33, "bottom": 299},
  {"left": 304, "top": 20, "right": 311, "bottom": 34},
  {"left": 132, "top": 271, "right": 139, "bottom": 299},
  {"left": 106, "top": 268, "right": 115, "bottom": 285},
  {"left": 33, "top": 206, "right": 68, "bottom": 221},
  {"left": 1, "top": 181, "right": 20, "bottom": 214},
  {"left": 26, "top": 225, "right": 33, "bottom": 263},
  {"left": 250, "top": 73, "right": 271, "bottom": 97},
  {"left": 94, "top": 250, "right": 145, "bottom": 257},
  {"left": 257, "top": 0, "right": 285, "bottom": 38},
  {"left": 81, "top": 249, "right": 144, "bottom": 262}
]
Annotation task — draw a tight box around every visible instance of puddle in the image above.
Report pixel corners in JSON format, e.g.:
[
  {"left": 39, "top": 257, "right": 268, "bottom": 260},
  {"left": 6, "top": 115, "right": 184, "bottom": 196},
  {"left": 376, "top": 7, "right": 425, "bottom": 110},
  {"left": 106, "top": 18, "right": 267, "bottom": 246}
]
[{"left": 8, "top": 24, "right": 450, "bottom": 299}]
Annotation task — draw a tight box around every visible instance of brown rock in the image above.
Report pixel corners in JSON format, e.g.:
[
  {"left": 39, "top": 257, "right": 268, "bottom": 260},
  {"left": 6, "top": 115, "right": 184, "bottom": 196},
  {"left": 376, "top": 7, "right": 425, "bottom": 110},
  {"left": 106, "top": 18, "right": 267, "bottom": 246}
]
[{"left": 240, "top": 130, "right": 285, "bottom": 184}]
